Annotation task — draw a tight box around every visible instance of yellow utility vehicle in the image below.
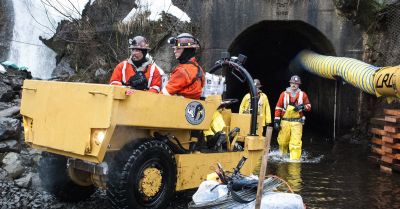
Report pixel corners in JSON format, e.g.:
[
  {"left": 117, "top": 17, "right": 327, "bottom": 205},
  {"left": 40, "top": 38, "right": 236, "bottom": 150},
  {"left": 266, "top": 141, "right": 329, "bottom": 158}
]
[{"left": 20, "top": 54, "right": 266, "bottom": 209}]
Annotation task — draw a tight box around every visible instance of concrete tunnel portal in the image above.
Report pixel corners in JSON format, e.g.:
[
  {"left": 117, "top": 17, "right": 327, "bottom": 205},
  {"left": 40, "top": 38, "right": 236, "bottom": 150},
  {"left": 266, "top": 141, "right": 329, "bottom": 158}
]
[{"left": 225, "top": 20, "right": 337, "bottom": 138}]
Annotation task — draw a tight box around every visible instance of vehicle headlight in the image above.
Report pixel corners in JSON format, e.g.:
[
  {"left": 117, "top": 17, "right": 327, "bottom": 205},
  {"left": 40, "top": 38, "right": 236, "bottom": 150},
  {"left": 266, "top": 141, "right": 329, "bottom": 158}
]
[
  {"left": 91, "top": 129, "right": 107, "bottom": 145},
  {"left": 22, "top": 116, "right": 33, "bottom": 142}
]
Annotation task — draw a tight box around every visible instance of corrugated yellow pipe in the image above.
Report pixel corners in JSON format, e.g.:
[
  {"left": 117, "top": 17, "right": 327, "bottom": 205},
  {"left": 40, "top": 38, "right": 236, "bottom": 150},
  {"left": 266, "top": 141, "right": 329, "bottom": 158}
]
[
  {"left": 373, "top": 66, "right": 400, "bottom": 98},
  {"left": 295, "top": 50, "right": 400, "bottom": 98}
]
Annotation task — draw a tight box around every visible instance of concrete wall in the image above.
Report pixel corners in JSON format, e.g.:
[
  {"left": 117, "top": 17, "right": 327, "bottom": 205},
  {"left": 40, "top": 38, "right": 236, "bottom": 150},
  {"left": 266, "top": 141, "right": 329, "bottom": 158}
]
[{"left": 176, "top": 0, "right": 375, "bottom": 138}]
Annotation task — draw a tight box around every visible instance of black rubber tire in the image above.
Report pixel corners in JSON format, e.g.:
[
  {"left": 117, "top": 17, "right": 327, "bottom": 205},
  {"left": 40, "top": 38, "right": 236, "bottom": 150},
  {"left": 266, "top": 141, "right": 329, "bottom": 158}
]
[
  {"left": 38, "top": 152, "right": 96, "bottom": 202},
  {"left": 107, "top": 140, "right": 177, "bottom": 209}
]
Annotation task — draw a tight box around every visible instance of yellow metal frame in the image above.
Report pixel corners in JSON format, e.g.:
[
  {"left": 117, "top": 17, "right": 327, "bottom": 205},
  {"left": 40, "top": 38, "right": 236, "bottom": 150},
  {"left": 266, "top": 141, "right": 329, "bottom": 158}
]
[
  {"left": 21, "top": 80, "right": 266, "bottom": 191},
  {"left": 175, "top": 149, "right": 263, "bottom": 191}
]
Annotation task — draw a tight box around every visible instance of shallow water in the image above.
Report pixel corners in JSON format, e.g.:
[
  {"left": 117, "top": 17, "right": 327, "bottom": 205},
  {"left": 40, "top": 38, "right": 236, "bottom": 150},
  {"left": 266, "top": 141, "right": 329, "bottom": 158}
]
[{"left": 267, "top": 136, "right": 400, "bottom": 209}]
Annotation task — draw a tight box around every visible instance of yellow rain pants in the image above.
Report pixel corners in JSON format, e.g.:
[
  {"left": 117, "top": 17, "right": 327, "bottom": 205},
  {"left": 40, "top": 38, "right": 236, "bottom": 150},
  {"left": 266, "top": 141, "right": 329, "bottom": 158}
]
[{"left": 277, "top": 105, "right": 303, "bottom": 160}]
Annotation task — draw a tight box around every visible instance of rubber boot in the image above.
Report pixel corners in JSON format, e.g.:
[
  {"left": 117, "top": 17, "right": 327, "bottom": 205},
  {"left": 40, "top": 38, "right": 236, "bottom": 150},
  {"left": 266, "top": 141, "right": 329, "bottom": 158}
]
[
  {"left": 290, "top": 148, "right": 301, "bottom": 161},
  {"left": 279, "top": 145, "right": 288, "bottom": 155}
]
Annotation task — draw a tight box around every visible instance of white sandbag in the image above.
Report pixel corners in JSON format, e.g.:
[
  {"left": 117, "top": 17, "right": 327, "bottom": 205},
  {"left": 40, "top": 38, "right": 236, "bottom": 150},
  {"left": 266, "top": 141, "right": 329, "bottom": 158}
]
[
  {"left": 241, "top": 192, "right": 304, "bottom": 209},
  {"left": 192, "top": 180, "right": 228, "bottom": 204}
]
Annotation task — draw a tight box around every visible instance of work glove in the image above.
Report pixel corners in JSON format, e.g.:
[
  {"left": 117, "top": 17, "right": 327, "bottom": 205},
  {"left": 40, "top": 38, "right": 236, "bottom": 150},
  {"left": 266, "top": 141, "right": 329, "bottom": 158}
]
[
  {"left": 273, "top": 119, "right": 280, "bottom": 131},
  {"left": 294, "top": 104, "right": 305, "bottom": 112},
  {"left": 128, "top": 71, "right": 148, "bottom": 90}
]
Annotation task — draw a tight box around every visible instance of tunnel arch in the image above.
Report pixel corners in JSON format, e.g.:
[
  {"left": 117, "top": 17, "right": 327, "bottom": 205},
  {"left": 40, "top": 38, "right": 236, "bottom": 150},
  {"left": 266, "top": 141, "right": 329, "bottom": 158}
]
[{"left": 227, "top": 20, "right": 336, "bottom": 137}]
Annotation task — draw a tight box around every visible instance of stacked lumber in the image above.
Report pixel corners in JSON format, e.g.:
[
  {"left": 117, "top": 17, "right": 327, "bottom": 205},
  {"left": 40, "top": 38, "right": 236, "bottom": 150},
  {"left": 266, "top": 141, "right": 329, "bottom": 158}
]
[{"left": 369, "top": 109, "right": 400, "bottom": 174}]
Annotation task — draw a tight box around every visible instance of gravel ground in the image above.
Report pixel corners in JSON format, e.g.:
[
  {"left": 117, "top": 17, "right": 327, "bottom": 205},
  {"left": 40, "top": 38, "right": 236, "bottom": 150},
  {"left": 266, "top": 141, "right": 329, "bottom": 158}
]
[{"left": 0, "top": 179, "right": 193, "bottom": 209}]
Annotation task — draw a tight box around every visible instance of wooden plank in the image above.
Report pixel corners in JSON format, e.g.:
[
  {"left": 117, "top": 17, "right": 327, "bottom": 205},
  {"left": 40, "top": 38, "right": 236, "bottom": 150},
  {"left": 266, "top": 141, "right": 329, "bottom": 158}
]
[
  {"left": 382, "top": 146, "right": 393, "bottom": 154},
  {"left": 384, "top": 109, "right": 400, "bottom": 116},
  {"left": 371, "top": 137, "right": 383, "bottom": 145},
  {"left": 384, "top": 125, "right": 400, "bottom": 133},
  {"left": 383, "top": 136, "right": 396, "bottom": 143},
  {"left": 380, "top": 165, "right": 392, "bottom": 174},
  {"left": 385, "top": 153, "right": 400, "bottom": 160},
  {"left": 389, "top": 132, "right": 400, "bottom": 139},
  {"left": 371, "top": 147, "right": 384, "bottom": 155},
  {"left": 385, "top": 115, "right": 400, "bottom": 123},
  {"left": 380, "top": 160, "right": 393, "bottom": 168},
  {"left": 383, "top": 142, "right": 400, "bottom": 150},
  {"left": 381, "top": 155, "right": 394, "bottom": 164},
  {"left": 255, "top": 127, "right": 272, "bottom": 209},
  {"left": 370, "top": 128, "right": 387, "bottom": 136}
]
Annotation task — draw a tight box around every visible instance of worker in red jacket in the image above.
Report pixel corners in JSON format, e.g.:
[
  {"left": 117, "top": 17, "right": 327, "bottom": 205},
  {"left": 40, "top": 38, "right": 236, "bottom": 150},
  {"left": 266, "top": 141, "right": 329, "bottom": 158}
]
[
  {"left": 109, "top": 36, "right": 163, "bottom": 93},
  {"left": 161, "top": 33, "right": 205, "bottom": 99},
  {"left": 274, "top": 75, "right": 311, "bottom": 160}
]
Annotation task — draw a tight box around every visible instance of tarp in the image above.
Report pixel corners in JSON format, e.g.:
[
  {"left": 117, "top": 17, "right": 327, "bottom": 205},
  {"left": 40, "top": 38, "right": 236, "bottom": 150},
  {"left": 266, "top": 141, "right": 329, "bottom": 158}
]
[{"left": 1, "top": 61, "right": 29, "bottom": 71}]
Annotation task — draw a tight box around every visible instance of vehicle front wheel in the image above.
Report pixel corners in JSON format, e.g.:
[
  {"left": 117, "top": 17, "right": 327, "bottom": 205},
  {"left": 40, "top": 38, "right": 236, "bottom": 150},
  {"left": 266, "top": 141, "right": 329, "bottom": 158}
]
[{"left": 107, "top": 140, "right": 177, "bottom": 209}]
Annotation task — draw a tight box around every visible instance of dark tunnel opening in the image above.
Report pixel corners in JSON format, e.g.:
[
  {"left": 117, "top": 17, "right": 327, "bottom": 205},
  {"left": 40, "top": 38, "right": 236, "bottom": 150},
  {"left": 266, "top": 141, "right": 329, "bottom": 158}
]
[{"left": 226, "top": 20, "right": 337, "bottom": 138}]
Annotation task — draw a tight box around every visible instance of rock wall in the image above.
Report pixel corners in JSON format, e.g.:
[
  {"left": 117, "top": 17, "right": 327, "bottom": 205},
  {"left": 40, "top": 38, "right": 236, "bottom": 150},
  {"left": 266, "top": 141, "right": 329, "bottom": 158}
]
[
  {"left": 0, "top": 0, "right": 13, "bottom": 62},
  {"left": 42, "top": 0, "right": 196, "bottom": 83}
]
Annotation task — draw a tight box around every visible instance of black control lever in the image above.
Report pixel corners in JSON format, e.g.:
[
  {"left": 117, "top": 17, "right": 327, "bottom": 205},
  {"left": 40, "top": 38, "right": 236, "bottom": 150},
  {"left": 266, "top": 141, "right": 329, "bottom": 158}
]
[{"left": 233, "top": 156, "right": 247, "bottom": 176}]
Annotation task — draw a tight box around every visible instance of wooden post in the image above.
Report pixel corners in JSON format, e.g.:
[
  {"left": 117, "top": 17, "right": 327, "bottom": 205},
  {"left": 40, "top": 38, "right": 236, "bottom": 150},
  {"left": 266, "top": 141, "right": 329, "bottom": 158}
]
[{"left": 255, "top": 126, "right": 273, "bottom": 209}]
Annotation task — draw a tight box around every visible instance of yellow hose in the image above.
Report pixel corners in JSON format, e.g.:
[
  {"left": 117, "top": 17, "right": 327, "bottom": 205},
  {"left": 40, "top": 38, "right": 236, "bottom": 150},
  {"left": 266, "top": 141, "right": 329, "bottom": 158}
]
[{"left": 296, "top": 50, "right": 400, "bottom": 98}]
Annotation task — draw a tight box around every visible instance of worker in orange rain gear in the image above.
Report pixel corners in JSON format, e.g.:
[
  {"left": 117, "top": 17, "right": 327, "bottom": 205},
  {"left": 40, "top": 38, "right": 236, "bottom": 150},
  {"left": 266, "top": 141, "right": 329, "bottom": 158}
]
[
  {"left": 239, "top": 79, "right": 271, "bottom": 135},
  {"left": 274, "top": 75, "right": 311, "bottom": 160},
  {"left": 109, "top": 36, "right": 163, "bottom": 93},
  {"left": 161, "top": 33, "right": 205, "bottom": 100}
]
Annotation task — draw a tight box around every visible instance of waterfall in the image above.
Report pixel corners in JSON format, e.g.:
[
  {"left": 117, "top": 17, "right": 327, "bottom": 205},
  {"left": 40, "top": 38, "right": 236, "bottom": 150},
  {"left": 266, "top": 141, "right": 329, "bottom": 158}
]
[
  {"left": 8, "top": 0, "right": 57, "bottom": 79},
  {"left": 7, "top": 0, "right": 186, "bottom": 79},
  {"left": 8, "top": 0, "right": 91, "bottom": 79}
]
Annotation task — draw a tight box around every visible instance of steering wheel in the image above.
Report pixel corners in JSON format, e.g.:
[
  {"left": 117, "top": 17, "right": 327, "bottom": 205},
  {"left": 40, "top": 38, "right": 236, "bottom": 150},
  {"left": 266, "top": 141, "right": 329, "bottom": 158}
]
[{"left": 220, "top": 98, "right": 239, "bottom": 107}]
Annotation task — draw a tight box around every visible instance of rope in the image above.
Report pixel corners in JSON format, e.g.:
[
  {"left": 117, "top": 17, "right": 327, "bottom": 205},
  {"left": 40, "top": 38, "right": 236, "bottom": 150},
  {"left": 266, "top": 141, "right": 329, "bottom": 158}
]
[{"left": 267, "top": 175, "right": 294, "bottom": 193}]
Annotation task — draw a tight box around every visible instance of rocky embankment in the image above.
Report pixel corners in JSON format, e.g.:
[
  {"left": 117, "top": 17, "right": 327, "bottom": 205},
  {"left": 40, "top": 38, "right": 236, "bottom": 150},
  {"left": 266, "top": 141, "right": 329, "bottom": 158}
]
[{"left": 0, "top": 67, "right": 111, "bottom": 208}]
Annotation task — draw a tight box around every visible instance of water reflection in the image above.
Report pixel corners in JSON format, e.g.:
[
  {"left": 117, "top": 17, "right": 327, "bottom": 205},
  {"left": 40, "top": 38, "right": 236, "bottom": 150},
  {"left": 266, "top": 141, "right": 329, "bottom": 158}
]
[
  {"left": 268, "top": 141, "right": 400, "bottom": 208},
  {"left": 276, "top": 162, "right": 302, "bottom": 192}
]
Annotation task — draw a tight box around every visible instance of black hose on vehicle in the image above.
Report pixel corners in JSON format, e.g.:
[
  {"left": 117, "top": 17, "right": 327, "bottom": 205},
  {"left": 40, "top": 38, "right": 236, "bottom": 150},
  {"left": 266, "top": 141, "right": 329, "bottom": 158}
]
[{"left": 154, "top": 132, "right": 189, "bottom": 154}]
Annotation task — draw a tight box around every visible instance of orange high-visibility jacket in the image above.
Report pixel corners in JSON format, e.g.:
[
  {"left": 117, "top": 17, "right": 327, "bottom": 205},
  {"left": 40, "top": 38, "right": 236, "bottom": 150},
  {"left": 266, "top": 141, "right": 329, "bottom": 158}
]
[
  {"left": 109, "top": 59, "right": 162, "bottom": 93},
  {"left": 162, "top": 57, "right": 205, "bottom": 99},
  {"left": 274, "top": 89, "right": 311, "bottom": 120}
]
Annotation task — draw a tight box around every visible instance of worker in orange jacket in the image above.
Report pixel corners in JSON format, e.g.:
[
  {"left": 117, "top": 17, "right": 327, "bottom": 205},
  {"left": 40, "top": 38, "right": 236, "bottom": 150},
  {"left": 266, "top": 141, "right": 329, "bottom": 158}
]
[
  {"left": 109, "top": 36, "right": 163, "bottom": 93},
  {"left": 274, "top": 75, "right": 311, "bottom": 160},
  {"left": 161, "top": 33, "right": 205, "bottom": 99}
]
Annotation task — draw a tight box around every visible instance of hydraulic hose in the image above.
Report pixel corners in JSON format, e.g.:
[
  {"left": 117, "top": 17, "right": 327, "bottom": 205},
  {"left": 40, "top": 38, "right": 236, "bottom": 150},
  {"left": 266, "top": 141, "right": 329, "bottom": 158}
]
[
  {"left": 295, "top": 50, "right": 400, "bottom": 98},
  {"left": 209, "top": 59, "right": 258, "bottom": 136}
]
